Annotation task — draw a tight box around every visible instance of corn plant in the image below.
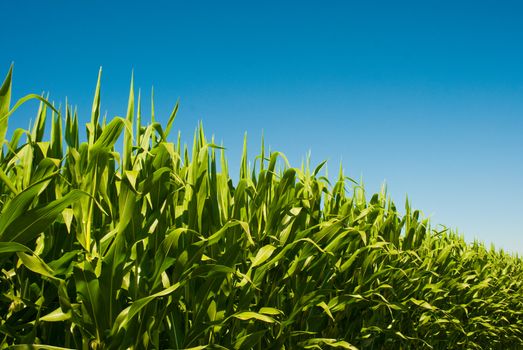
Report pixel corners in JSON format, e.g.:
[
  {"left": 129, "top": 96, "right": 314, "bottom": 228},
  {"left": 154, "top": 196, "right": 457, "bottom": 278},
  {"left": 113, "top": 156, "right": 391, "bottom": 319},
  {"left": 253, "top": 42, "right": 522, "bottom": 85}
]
[{"left": 1, "top": 65, "right": 523, "bottom": 349}]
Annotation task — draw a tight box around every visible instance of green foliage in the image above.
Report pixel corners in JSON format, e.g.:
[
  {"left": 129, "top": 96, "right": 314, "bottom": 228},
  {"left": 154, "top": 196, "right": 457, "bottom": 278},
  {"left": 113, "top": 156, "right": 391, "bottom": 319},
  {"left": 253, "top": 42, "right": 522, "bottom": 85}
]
[{"left": 1, "top": 67, "right": 523, "bottom": 349}]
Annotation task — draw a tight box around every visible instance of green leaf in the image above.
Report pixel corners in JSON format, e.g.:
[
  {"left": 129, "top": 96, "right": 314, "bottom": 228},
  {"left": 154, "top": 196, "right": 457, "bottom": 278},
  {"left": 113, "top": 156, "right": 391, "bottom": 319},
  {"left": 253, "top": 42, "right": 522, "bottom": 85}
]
[
  {"left": 0, "top": 241, "right": 32, "bottom": 254},
  {"left": 232, "top": 311, "right": 276, "bottom": 323},
  {"left": 74, "top": 263, "right": 109, "bottom": 339},
  {"left": 250, "top": 245, "right": 276, "bottom": 268},
  {"left": 259, "top": 307, "right": 283, "bottom": 316},
  {"left": 163, "top": 100, "right": 179, "bottom": 140},
  {"left": 91, "top": 117, "right": 127, "bottom": 156},
  {"left": 0, "top": 177, "right": 53, "bottom": 238},
  {"left": 113, "top": 282, "right": 181, "bottom": 333},
  {"left": 298, "top": 338, "right": 358, "bottom": 349},
  {"left": 89, "top": 67, "right": 102, "bottom": 144},
  {"left": 0, "top": 63, "right": 13, "bottom": 148},
  {"left": 38, "top": 307, "right": 71, "bottom": 322},
  {"left": 9, "top": 346, "right": 76, "bottom": 350},
  {"left": 16, "top": 252, "right": 58, "bottom": 280},
  {"left": 1, "top": 190, "right": 86, "bottom": 245}
]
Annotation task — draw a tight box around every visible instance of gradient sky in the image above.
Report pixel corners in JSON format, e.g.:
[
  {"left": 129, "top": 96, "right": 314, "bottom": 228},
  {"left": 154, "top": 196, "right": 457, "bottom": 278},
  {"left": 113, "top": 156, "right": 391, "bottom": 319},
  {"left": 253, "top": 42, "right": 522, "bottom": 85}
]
[{"left": 2, "top": 1, "right": 522, "bottom": 252}]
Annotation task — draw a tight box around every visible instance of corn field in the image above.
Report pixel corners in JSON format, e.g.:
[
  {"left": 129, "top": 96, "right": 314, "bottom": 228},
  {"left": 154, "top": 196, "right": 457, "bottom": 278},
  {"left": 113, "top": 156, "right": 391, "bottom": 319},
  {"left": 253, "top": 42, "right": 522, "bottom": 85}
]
[{"left": 1, "top": 66, "right": 523, "bottom": 349}]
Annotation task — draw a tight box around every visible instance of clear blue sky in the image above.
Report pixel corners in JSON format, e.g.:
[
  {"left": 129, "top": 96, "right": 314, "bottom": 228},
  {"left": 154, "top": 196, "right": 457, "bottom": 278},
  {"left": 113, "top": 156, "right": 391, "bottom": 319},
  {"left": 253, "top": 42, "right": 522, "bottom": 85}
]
[{"left": 2, "top": 1, "right": 522, "bottom": 252}]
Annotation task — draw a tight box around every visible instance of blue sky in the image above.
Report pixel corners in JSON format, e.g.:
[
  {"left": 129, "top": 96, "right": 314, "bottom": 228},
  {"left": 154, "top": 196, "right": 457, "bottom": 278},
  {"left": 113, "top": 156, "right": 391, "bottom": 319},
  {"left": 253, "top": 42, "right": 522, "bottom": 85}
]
[{"left": 2, "top": 1, "right": 522, "bottom": 252}]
